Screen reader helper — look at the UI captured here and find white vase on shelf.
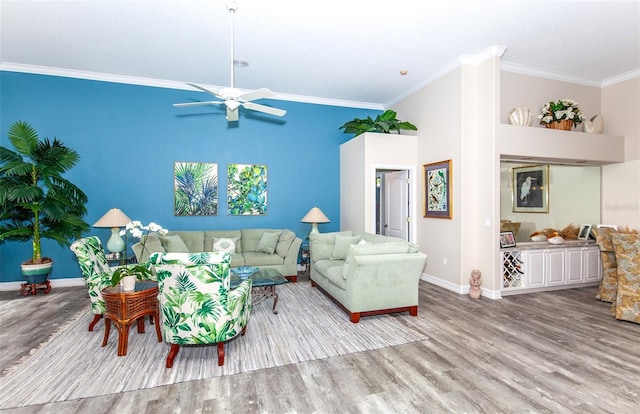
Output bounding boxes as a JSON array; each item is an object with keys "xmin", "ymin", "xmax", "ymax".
[
  {"xmin": 508, "ymin": 106, "xmax": 534, "ymax": 126},
  {"xmin": 582, "ymin": 114, "xmax": 604, "ymax": 134}
]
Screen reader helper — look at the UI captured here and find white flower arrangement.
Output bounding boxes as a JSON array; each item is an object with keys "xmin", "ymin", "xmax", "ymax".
[
  {"xmin": 538, "ymin": 99, "xmax": 584, "ymax": 127},
  {"xmin": 111, "ymin": 221, "xmax": 168, "ymax": 286}
]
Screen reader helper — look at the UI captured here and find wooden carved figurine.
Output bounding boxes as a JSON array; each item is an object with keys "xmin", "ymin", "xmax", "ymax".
[{"xmin": 469, "ymin": 269, "xmax": 482, "ymax": 299}]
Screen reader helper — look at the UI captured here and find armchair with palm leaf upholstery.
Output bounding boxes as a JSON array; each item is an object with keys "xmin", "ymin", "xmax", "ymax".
[
  {"xmin": 150, "ymin": 251, "xmax": 253, "ymax": 368},
  {"xmin": 70, "ymin": 236, "xmax": 117, "ymax": 331}
]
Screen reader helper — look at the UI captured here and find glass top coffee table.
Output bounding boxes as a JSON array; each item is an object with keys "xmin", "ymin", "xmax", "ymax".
[{"xmin": 230, "ymin": 267, "xmax": 288, "ymax": 314}]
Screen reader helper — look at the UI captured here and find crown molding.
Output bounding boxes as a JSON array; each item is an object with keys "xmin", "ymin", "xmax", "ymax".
[
  {"xmin": 500, "ymin": 61, "xmax": 603, "ymax": 87},
  {"xmin": 459, "ymin": 45, "xmax": 507, "ymax": 65},
  {"xmin": 0, "ymin": 62, "xmax": 384, "ymax": 110},
  {"xmin": 601, "ymin": 68, "xmax": 640, "ymax": 87}
]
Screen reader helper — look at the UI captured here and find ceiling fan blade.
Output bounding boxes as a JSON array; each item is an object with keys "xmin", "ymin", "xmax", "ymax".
[
  {"xmin": 173, "ymin": 100, "xmax": 225, "ymax": 107},
  {"xmin": 186, "ymin": 83, "xmax": 223, "ymax": 98},
  {"xmin": 243, "ymin": 102, "xmax": 287, "ymax": 117},
  {"xmin": 226, "ymin": 107, "xmax": 239, "ymax": 122},
  {"xmin": 239, "ymin": 88, "xmax": 274, "ymax": 102}
]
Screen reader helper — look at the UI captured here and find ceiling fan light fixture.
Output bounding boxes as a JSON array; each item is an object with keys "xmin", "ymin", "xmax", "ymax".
[{"xmin": 172, "ymin": 0, "xmax": 286, "ymax": 122}]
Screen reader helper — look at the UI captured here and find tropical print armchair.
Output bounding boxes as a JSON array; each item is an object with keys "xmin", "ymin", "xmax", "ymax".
[
  {"xmin": 70, "ymin": 236, "xmax": 116, "ymax": 331},
  {"xmin": 150, "ymin": 251, "xmax": 252, "ymax": 368}
]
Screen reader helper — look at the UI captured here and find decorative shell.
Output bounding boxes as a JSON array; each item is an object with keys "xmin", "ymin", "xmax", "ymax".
[
  {"xmin": 508, "ymin": 106, "xmax": 534, "ymax": 127},
  {"xmin": 582, "ymin": 114, "xmax": 604, "ymax": 134},
  {"xmin": 531, "ymin": 234, "xmax": 547, "ymax": 242},
  {"xmin": 548, "ymin": 236, "xmax": 565, "ymax": 245}
]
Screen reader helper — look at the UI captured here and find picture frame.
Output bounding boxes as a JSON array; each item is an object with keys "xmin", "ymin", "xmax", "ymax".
[
  {"xmin": 227, "ymin": 163, "xmax": 268, "ymax": 215},
  {"xmin": 578, "ymin": 224, "xmax": 592, "ymax": 240},
  {"xmin": 512, "ymin": 165, "xmax": 549, "ymax": 213},
  {"xmin": 174, "ymin": 162, "xmax": 218, "ymax": 216},
  {"xmin": 500, "ymin": 231, "xmax": 516, "ymax": 248},
  {"xmin": 597, "ymin": 224, "xmax": 618, "ymax": 230},
  {"xmin": 423, "ymin": 160, "xmax": 452, "ymax": 219}
]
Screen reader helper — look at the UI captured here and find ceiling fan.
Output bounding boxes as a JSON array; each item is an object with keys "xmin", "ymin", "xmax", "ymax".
[{"xmin": 173, "ymin": 1, "xmax": 286, "ymax": 122}]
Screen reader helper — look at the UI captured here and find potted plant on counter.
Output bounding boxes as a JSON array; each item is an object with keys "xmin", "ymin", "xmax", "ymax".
[
  {"xmin": 339, "ymin": 109, "xmax": 417, "ymax": 137},
  {"xmin": 0, "ymin": 121, "xmax": 90, "ymax": 295}
]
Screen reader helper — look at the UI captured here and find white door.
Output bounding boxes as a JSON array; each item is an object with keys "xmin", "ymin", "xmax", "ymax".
[{"xmin": 384, "ymin": 170, "xmax": 409, "ymax": 240}]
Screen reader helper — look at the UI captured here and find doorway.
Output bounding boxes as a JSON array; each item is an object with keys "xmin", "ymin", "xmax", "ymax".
[{"xmin": 376, "ymin": 168, "xmax": 411, "ymax": 241}]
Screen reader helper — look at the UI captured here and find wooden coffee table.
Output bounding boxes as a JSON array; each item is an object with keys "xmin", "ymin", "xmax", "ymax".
[{"xmin": 101, "ymin": 281, "xmax": 162, "ymax": 356}]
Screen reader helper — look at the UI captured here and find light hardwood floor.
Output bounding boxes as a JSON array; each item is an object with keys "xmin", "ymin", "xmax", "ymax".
[{"xmin": 1, "ymin": 274, "xmax": 639, "ymax": 414}]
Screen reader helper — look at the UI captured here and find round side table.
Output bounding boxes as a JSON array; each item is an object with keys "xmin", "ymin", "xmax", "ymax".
[{"xmin": 101, "ymin": 281, "xmax": 162, "ymax": 356}]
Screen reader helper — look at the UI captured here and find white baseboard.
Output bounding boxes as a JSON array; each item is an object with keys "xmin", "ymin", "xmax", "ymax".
[
  {"xmin": 0, "ymin": 278, "xmax": 84, "ymax": 292},
  {"xmin": 420, "ymin": 273, "xmax": 502, "ymax": 300}
]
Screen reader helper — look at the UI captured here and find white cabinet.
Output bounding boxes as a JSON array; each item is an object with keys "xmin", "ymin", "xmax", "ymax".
[
  {"xmin": 502, "ymin": 243, "xmax": 601, "ymax": 294},
  {"xmin": 525, "ymin": 250, "xmax": 545, "ymax": 288},
  {"xmin": 565, "ymin": 248, "xmax": 584, "ymax": 284},
  {"xmin": 584, "ymin": 247, "xmax": 602, "ymax": 282},
  {"xmin": 546, "ymin": 249, "xmax": 566, "ymax": 286}
]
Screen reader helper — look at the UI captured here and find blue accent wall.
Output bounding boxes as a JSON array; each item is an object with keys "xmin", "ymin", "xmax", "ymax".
[{"xmin": 0, "ymin": 71, "xmax": 379, "ymax": 283}]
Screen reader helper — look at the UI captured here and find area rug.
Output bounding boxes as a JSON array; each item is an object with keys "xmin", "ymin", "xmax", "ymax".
[{"xmin": 0, "ymin": 281, "xmax": 425, "ymax": 408}]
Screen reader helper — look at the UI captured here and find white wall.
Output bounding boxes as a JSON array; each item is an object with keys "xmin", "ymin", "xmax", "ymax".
[
  {"xmin": 500, "ymin": 71, "xmax": 602, "ymax": 128},
  {"xmin": 340, "ymin": 133, "xmax": 418, "ymax": 235},
  {"xmin": 394, "ymin": 68, "xmax": 465, "ymax": 291},
  {"xmin": 601, "ymin": 77, "xmax": 640, "ymax": 230}
]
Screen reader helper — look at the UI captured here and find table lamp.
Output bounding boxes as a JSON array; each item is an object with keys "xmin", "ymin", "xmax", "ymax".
[
  {"xmin": 301, "ymin": 207, "xmax": 330, "ymax": 234},
  {"xmin": 93, "ymin": 208, "xmax": 132, "ymax": 255}
]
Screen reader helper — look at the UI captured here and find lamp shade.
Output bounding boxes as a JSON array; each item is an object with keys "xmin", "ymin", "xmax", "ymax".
[
  {"xmin": 93, "ymin": 208, "xmax": 132, "ymax": 228},
  {"xmin": 301, "ymin": 207, "xmax": 330, "ymax": 224}
]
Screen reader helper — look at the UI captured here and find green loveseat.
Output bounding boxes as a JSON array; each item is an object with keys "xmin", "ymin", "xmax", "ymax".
[
  {"xmin": 309, "ymin": 231, "xmax": 427, "ymax": 323},
  {"xmin": 132, "ymin": 229, "xmax": 302, "ymax": 281}
]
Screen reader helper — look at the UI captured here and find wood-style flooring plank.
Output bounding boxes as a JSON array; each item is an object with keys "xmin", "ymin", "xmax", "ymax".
[{"xmin": 2, "ymin": 278, "xmax": 640, "ymax": 414}]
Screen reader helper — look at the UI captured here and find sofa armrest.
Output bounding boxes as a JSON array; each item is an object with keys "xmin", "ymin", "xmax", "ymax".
[
  {"xmin": 283, "ymin": 237, "xmax": 303, "ymax": 264},
  {"xmin": 343, "ymin": 252, "xmax": 427, "ymax": 311}
]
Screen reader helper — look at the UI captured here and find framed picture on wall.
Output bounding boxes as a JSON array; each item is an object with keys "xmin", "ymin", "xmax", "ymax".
[
  {"xmin": 174, "ymin": 162, "xmax": 218, "ymax": 216},
  {"xmin": 423, "ymin": 160, "xmax": 452, "ymax": 219},
  {"xmin": 500, "ymin": 231, "xmax": 516, "ymax": 248},
  {"xmin": 512, "ymin": 165, "xmax": 549, "ymax": 213},
  {"xmin": 227, "ymin": 164, "xmax": 268, "ymax": 215},
  {"xmin": 578, "ymin": 224, "xmax": 592, "ymax": 239}
]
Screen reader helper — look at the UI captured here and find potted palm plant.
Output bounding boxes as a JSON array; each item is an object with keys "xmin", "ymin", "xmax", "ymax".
[{"xmin": 0, "ymin": 121, "xmax": 90, "ymax": 294}]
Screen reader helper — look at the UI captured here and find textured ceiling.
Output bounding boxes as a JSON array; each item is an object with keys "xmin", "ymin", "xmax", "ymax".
[{"xmin": 1, "ymin": 0, "xmax": 639, "ymax": 108}]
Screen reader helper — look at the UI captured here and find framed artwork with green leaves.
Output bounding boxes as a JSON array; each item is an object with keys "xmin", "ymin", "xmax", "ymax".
[
  {"xmin": 174, "ymin": 162, "xmax": 218, "ymax": 216},
  {"xmin": 227, "ymin": 164, "xmax": 268, "ymax": 215},
  {"xmin": 423, "ymin": 159, "xmax": 452, "ymax": 219}
]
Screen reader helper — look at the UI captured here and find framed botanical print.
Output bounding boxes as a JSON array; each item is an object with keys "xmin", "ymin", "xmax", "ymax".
[
  {"xmin": 174, "ymin": 162, "xmax": 218, "ymax": 216},
  {"xmin": 423, "ymin": 160, "xmax": 452, "ymax": 219},
  {"xmin": 227, "ymin": 163, "xmax": 268, "ymax": 215},
  {"xmin": 512, "ymin": 165, "xmax": 549, "ymax": 213}
]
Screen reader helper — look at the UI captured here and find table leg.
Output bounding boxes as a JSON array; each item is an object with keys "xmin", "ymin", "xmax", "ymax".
[
  {"xmin": 154, "ymin": 311, "xmax": 162, "ymax": 342},
  {"xmin": 102, "ymin": 319, "xmax": 111, "ymax": 347},
  {"xmin": 271, "ymin": 286, "xmax": 279, "ymax": 314},
  {"xmin": 117, "ymin": 322, "xmax": 129, "ymax": 356},
  {"xmin": 137, "ymin": 317, "xmax": 145, "ymax": 333}
]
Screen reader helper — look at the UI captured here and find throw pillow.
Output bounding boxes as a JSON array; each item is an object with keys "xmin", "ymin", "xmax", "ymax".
[
  {"xmin": 159, "ymin": 234, "xmax": 190, "ymax": 253},
  {"xmin": 331, "ymin": 235, "xmax": 362, "ymax": 260},
  {"xmin": 256, "ymin": 231, "xmax": 282, "ymax": 255},
  {"xmin": 213, "ymin": 237, "xmax": 239, "ymax": 254}
]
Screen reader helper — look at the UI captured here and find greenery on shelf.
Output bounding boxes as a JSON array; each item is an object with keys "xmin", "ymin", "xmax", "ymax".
[
  {"xmin": 0, "ymin": 121, "xmax": 90, "ymax": 264},
  {"xmin": 538, "ymin": 99, "xmax": 584, "ymax": 127},
  {"xmin": 339, "ymin": 110, "xmax": 418, "ymax": 137}
]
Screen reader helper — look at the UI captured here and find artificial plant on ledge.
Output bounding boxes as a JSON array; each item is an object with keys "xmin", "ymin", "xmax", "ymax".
[{"xmin": 339, "ymin": 110, "xmax": 418, "ymax": 137}]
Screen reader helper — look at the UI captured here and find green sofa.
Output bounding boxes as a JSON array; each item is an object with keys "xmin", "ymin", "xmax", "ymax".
[
  {"xmin": 309, "ymin": 231, "xmax": 427, "ymax": 323},
  {"xmin": 132, "ymin": 229, "xmax": 302, "ymax": 281}
]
